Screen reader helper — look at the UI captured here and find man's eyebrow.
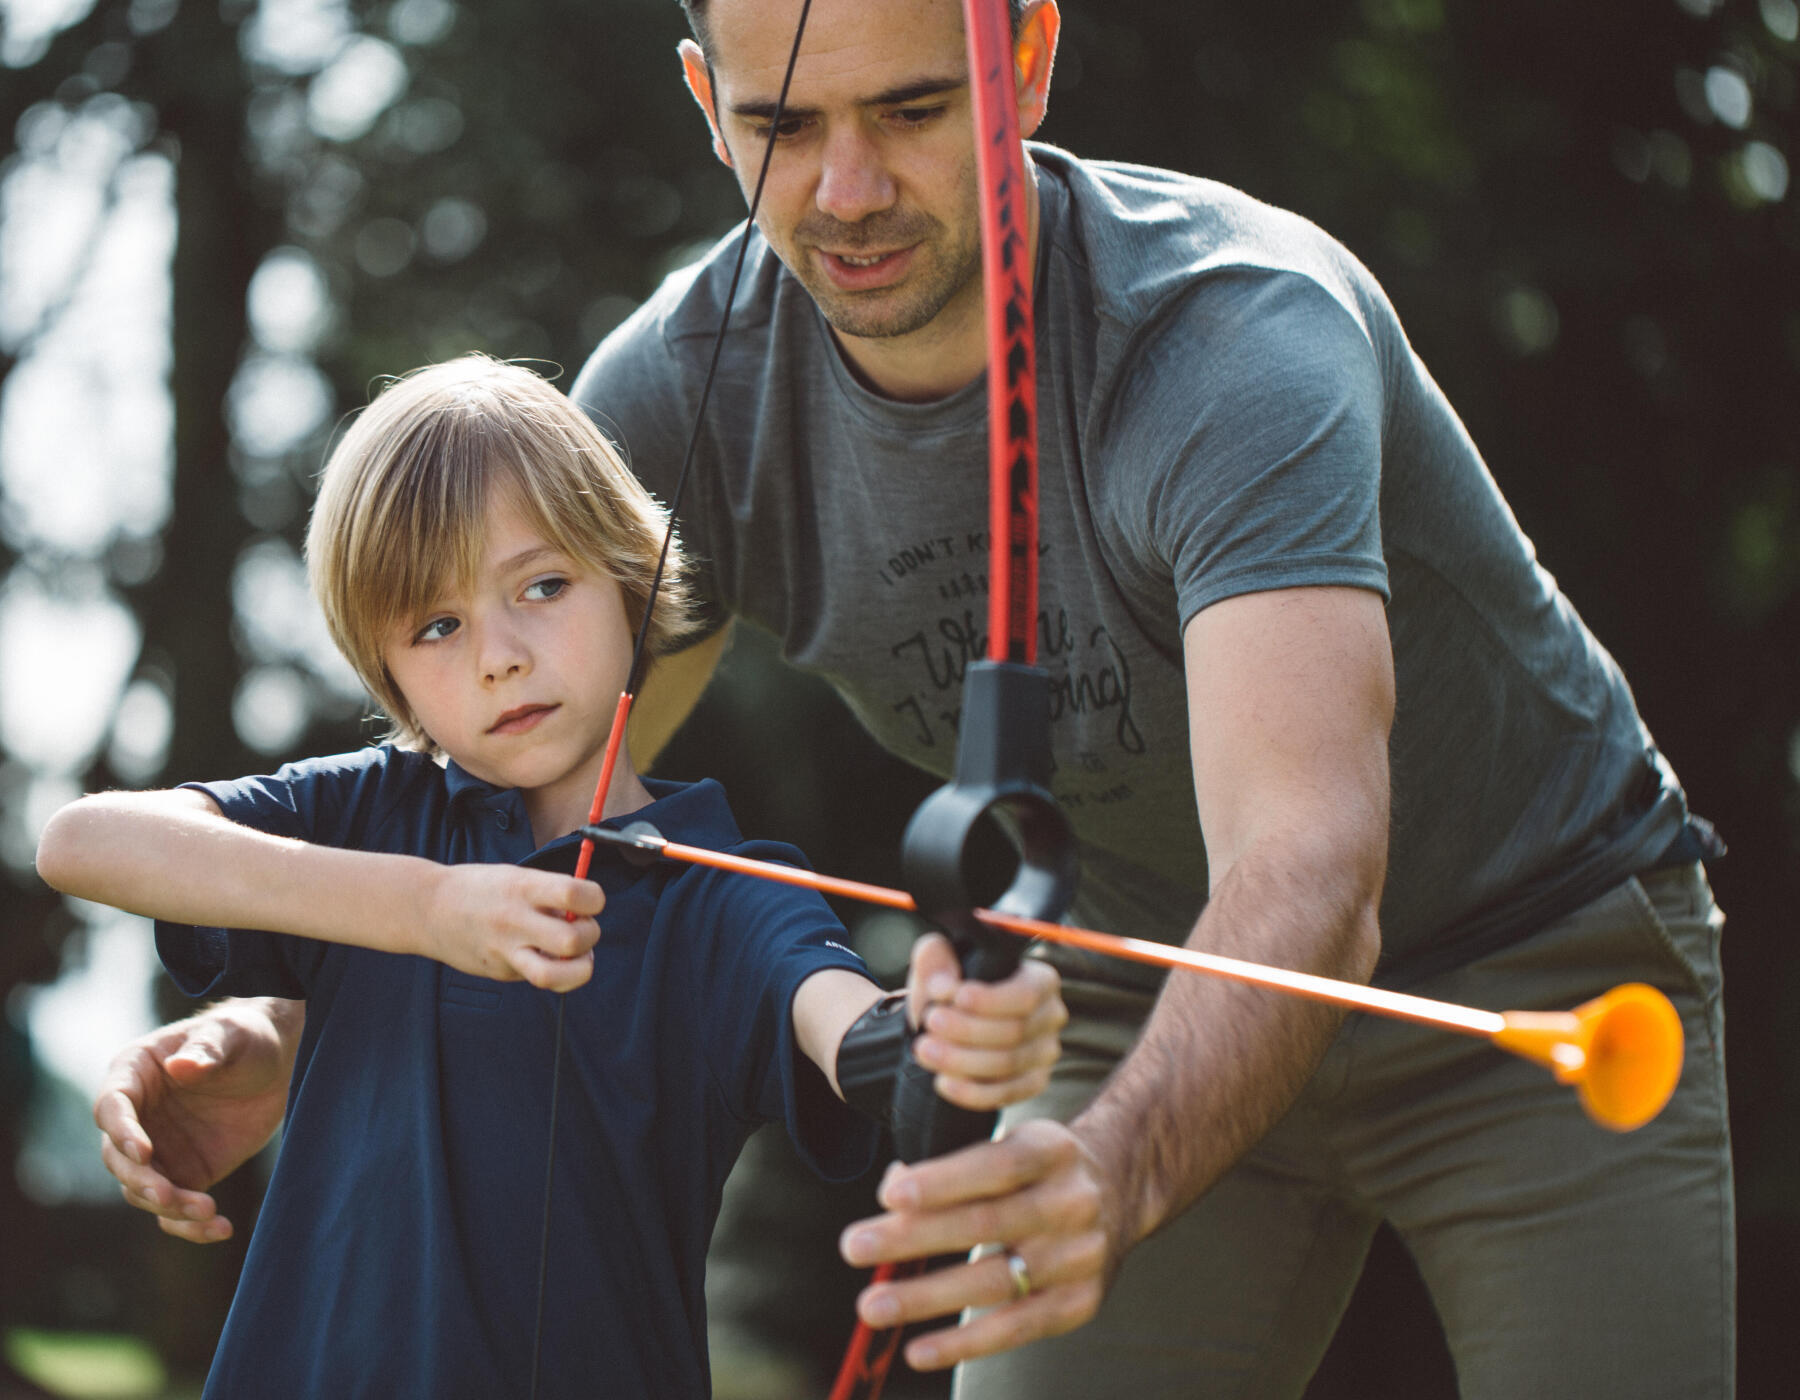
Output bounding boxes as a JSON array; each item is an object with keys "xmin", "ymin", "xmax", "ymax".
[{"xmin": 729, "ymin": 75, "xmax": 967, "ymax": 122}]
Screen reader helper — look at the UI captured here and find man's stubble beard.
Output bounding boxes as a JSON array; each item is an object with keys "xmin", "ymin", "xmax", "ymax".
[{"xmin": 778, "ymin": 207, "xmax": 982, "ymax": 341}]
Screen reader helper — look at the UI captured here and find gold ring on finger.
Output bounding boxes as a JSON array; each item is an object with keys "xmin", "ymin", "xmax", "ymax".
[{"xmin": 1005, "ymin": 1249, "xmax": 1032, "ymax": 1300}]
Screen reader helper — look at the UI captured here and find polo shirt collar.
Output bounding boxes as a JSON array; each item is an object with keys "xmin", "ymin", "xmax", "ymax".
[
  {"xmin": 443, "ymin": 759, "xmax": 742, "ymax": 861},
  {"xmin": 443, "ymin": 757, "xmax": 498, "ymax": 808}
]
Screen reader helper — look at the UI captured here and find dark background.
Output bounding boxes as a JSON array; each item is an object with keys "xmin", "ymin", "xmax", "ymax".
[{"xmin": 1, "ymin": 0, "xmax": 1794, "ymax": 1395}]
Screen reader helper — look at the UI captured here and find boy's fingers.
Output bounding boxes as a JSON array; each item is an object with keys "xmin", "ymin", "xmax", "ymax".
[
  {"xmin": 528, "ymin": 913, "xmax": 600, "ymax": 960},
  {"xmin": 526, "ymin": 872, "xmax": 603, "ymax": 917},
  {"xmin": 912, "ymin": 1029, "xmax": 1059, "ymax": 1081},
  {"xmin": 930, "ymin": 1066, "xmax": 1054, "ymax": 1112},
  {"xmin": 921, "ymin": 1000, "xmax": 1058, "ymax": 1050},
  {"xmin": 510, "ymin": 945, "xmax": 595, "ymax": 992},
  {"xmin": 906, "ymin": 933, "xmax": 961, "ymax": 1028},
  {"xmin": 563, "ymin": 878, "xmax": 603, "ymax": 917},
  {"xmin": 946, "ymin": 959, "xmax": 1064, "ymax": 1019}
]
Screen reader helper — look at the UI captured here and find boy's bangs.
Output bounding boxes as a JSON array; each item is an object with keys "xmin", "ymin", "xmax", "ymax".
[{"xmin": 359, "ymin": 419, "xmax": 496, "ymax": 634}]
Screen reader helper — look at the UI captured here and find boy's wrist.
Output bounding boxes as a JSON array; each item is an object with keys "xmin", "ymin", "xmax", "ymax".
[
  {"xmin": 390, "ymin": 855, "xmax": 442, "ymax": 960},
  {"xmin": 836, "ymin": 991, "xmax": 911, "ymax": 1122}
]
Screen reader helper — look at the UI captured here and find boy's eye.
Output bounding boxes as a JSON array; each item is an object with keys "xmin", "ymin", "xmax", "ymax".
[
  {"xmin": 524, "ymin": 576, "xmax": 568, "ymax": 602},
  {"xmin": 414, "ymin": 616, "xmax": 458, "ymax": 644}
]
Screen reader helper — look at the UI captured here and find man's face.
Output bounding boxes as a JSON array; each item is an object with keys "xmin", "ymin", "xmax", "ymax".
[{"xmin": 688, "ymin": 0, "xmax": 984, "ymax": 344}]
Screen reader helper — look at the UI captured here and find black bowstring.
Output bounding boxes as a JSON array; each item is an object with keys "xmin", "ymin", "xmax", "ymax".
[{"xmin": 526, "ymin": 4, "xmax": 817, "ymax": 1395}]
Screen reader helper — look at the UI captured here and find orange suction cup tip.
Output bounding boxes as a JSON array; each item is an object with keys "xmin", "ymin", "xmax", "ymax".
[
  {"xmin": 1570, "ymin": 983, "xmax": 1684, "ymax": 1131},
  {"xmin": 1493, "ymin": 983, "xmax": 1684, "ymax": 1132}
]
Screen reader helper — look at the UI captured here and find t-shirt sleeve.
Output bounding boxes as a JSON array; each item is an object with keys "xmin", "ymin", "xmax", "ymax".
[
  {"xmin": 1102, "ymin": 268, "xmax": 1391, "ymax": 630},
  {"xmin": 678, "ymin": 844, "xmax": 879, "ymax": 1182},
  {"xmin": 153, "ymin": 748, "xmax": 412, "ymax": 1001}
]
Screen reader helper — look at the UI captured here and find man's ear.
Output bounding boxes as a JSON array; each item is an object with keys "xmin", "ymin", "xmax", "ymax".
[
  {"xmin": 1014, "ymin": 0, "xmax": 1061, "ymax": 139},
  {"xmin": 678, "ymin": 39, "xmax": 734, "ymax": 169}
]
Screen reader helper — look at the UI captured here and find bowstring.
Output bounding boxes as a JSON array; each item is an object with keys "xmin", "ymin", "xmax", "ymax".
[{"xmin": 525, "ymin": 4, "xmax": 817, "ymax": 1395}]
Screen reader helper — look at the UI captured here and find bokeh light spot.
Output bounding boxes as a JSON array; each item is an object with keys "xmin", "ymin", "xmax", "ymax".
[{"xmin": 234, "ymin": 664, "xmax": 311, "ymax": 756}]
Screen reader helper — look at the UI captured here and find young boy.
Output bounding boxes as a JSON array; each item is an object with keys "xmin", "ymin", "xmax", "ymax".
[{"xmin": 35, "ymin": 357, "xmax": 1064, "ymax": 1399}]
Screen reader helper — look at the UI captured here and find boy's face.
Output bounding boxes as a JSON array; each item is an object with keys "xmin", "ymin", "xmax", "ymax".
[{"xmin": 382, "ymin": 485, "xmax": 635, "ymax": 829}]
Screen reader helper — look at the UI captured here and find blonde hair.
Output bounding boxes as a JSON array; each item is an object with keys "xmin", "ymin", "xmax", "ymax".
[{"xmin": 306, "ymin": 355, "xmax": 695, "ymax": 750}]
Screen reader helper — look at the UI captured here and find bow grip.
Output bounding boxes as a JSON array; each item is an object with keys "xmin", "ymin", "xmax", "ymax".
[{"xmin": 890, "ymin": 661, "xmax": 1077, "ymax": 1163}]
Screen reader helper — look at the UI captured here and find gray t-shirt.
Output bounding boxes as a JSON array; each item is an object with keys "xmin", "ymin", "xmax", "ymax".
[{"xmin": 574, "ymin": 145, "xmax": 1684, "ymax": 984}]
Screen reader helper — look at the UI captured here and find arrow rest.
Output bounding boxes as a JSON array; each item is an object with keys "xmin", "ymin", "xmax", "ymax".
[{"xmin": 891, "ymin": 661, "xmax": 1077, "ymax": 1162}]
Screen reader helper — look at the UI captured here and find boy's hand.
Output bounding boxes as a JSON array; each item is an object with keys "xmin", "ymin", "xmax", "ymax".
[
  {"xmin": 904, "ymin": 933, "xmax": 1065, "ymax": 1111},
  {"xmin": 95, "ymin": 999, "xmax": 299, "ymax": 1243},
  {"xmin": 421, "ymin": 865, "xmax": 603, "ymax": 990}
]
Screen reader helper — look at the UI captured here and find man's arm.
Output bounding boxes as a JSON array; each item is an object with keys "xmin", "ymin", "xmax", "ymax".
[
  {"xmin": 839, "ymin": 584, "xmax": 1393, "ymax": 1369},
  {"xmin": 1078, "ymin": 585, "xmax": 1390, "ymax": 1254},
  {"xmin": 94, "ymin": 997, "xmax": 302, "ymax": 1243}
]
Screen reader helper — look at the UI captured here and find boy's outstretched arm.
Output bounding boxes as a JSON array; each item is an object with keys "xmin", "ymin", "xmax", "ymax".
[
  {"xmin": 35, "ymin": 788, "xmax": 603, "ymax": 988},
  {"xmin": 792, "ymin": 934, "xmax": 1066, "ymax": 1109}
]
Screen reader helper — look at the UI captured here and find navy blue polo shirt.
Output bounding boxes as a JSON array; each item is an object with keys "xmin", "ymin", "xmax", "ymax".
[{"xmin": 156, "ymin": 745, "xmax": 877, "ymax": 1400}]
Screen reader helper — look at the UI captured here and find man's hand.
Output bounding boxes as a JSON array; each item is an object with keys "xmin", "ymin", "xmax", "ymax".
[
  {"xmin": 903, "ymin": 934, "xmax": 1067, "ymax": 1112},
  {"xmin": 94, "ymin": 998, "xmax": 300, "ymax": 1243},
  {"xmin": 838, "ymin": 1118, "xmax": 1112, "ymax": 1370}
]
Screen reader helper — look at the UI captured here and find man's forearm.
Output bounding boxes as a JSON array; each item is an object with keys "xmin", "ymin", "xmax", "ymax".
[{"xmin": 1071, "ymin": 832, "xmax": 1381, "ymax": 1256}]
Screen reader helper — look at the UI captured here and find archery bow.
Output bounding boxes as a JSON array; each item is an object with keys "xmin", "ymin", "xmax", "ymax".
[{"xmin": 825, "ymin": 3, "xmax": 1077, "ymax": 1394}]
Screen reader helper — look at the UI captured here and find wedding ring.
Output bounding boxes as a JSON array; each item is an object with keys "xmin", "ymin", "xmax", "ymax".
[{"xmin": 1005, "ymin": 1250, "xmax": 1032, "ymax": 1300}]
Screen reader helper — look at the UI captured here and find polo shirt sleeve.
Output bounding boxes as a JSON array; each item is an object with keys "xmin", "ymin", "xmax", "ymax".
[
  {"xmin": 678, "ymin": 842, "xmax": 880, "ymax": 1182},
  {"xmin": 153, "ymin": 747, "xmax": 415, "ymax": 1001},
  {"xmin": 1099, "ymin": 268, "xmax": 1391, "ymax": 630}
]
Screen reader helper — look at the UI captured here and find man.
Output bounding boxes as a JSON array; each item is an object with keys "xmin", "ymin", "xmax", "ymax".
[{"xmin": 98, "ymin": 1, "xmax": 1731, "ymax": 1395}]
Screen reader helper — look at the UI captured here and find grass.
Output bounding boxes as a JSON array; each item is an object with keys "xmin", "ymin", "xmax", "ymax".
[{"xmin": 2, "ymin": 1329, "xmax": 193, "ymax": 1400}]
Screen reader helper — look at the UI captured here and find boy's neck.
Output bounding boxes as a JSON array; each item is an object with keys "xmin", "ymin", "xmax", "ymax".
[{"xmin": 523, "ymin": 754, "xmax": 655, "ymax": 851}]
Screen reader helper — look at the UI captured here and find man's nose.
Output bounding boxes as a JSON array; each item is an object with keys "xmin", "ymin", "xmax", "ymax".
[{"xmin": 815, "ymin": 126, "xmax": 896, "ymax": 225}]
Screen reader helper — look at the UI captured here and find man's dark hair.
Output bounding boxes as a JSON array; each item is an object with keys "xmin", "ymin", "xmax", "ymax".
[{"xmin": 679, "ymin": 0, "xmax": 1029, "ymax": 60}]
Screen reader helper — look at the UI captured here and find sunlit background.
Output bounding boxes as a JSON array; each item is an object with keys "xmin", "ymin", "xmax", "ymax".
[{"xmin": 1, "ymin": 0, "xmax": 1796, "ymax": 1396}]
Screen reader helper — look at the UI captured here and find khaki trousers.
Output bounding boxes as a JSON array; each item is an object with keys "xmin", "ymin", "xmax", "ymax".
[{"xmin": 956, "ymin": 865, "xmax": 1734, "ymax": 1400}]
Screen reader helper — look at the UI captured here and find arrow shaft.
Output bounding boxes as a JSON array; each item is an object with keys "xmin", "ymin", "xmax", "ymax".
[{"xmin": 647, "ymin": 836, "xmax": 1505, "ymax": 1039}]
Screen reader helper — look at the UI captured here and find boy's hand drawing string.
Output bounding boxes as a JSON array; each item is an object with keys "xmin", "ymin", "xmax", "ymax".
[{"xmin": 525, "ymin": 8, "xmax": 817, "ymax": 1396}]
